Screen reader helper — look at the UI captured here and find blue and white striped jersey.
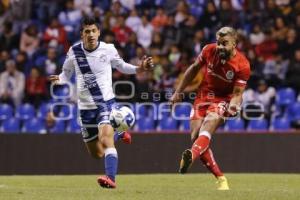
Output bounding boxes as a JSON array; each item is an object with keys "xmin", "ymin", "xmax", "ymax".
[{"xmin": 58, "ymin": 41, "xmax": 138, "ymax": 110}]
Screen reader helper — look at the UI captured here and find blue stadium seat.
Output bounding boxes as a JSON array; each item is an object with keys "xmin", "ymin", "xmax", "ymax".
[
  {"xmin": 157, "ymin": 117, "xmax": 177, "ymax": 131},
  {"xmin": 157, "ymin": 103, "xmax": 172, "ymax": 119},
  {"xmin": 53, "ymin": 85, "xmax": 71, "ymax": 99},
  {"xmin": 49, "ymin": 120, "xmax": 66, "ymax": 133},
  {"xmin": 0, "ymin": 104, "xmax": 14, "ymax": 120},
  {"xmin": 224, "ymin": 118, "xmax": 245, "ymax": 131},
  {"xmin": 23, "ymin": 118, "xmax": 46, "ymax": 133},
  {"xmin": 67, "ymin": 118, "xmax": 81, "ymax": 133},
  {"xmin": 135, "ymin": 103, "xmax": 148, "ymax": 118},
  {"xmin": 37, "ymin": 103, "xmax": 51, "ymax": 119},
  {"xmin": 2, "ymin": 118, "xmax": 20, "ymax": 133},
  {"xmin": 180, "ymin": 120, "xmax": 190, "ymax": 131},
  {"xmin": 247, "ymin": 119, "xmax": 268, "ymax": 131},
  {"xmin": 137, "ymin": 117, "xmax": 155, "ymax": 132},
  {"xmin": 174, "ymin": 103, "xmax": 192, "ymax": 119},
  {"xmin": 287, "ymin": 102, "xmax": 300, "ymax": 121},
  {"xmin": 58, "ymin": 105, "xmax": 73, "ymax": 120},
  {"xmin": 16, "ymin": 103, "xmax": 35, "ymax": 120},
  {"xmin": 270, "ymin": 117, "xmax": 290, "ymax": 131},
  {"xmin": 275, "ymin": 88, "xmax": 296, "ymax": 106}
]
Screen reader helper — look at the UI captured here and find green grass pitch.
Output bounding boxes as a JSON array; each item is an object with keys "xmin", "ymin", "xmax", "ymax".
[{"xmin": 0, "ymin": 174, "xmax": 300, "ymax": 200}]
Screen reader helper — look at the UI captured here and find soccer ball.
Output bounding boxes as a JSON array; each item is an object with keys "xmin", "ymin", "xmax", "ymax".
[{"xmin": 109, "ymin": 106, "xmax": 135, "ymax": 132}]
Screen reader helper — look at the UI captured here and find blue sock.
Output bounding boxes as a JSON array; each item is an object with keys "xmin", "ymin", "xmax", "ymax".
[
  {"xmin": 113, "ymin": 131, "xmax": 124, "ymax": 142},
  {"xmin": 104, "ymin": 148, "xmax": 118, "ymax": 182}
]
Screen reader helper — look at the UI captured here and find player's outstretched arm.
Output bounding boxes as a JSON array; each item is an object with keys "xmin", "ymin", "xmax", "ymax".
[{"xmin": 170, "ymin": 59, "xmax": 201, "ymax": 105}]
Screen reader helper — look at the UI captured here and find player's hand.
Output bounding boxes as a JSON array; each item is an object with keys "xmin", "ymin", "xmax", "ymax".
[
  {"xmin": 141, "ymin": 55, "xmax": 154, "ymax": 71},
  {"xmin": 48, "ymin": 75, "xmax": 60, "ymax": 85},
  {"xmin": 226, "ymin": 104, "xmax": 241, "ymax": 117}
]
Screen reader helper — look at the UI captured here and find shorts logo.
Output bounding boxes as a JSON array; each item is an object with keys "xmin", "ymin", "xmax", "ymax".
[{"xmin": 226, "ymin": 70, "xmax": 234, "ymax": 80}]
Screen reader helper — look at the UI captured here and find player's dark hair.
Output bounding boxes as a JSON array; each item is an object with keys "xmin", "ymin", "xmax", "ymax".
[{"xmin": 80, "ymin": 16, "xmax": 100, "ymax": 32}]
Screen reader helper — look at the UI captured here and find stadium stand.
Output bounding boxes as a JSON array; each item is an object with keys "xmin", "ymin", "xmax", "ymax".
[{"xmin": 0, "ymin": 0, "xmax": 299, "ymax": 133}]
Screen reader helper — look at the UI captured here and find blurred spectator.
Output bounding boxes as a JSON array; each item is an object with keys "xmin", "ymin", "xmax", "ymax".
[
  {"xmin": 119, "ymin": 0, "xmax": 135, "ymax": 11},
  {"xmin": 74, "ymin": 0, "xmax": 92, "ymax": 15},
  {"xmin": 0, "ymin": 21, "xmax": 19, "ymax": 52},
  {"xmin": 8, "ymin": 0, "xmax": 31, "ymax": 22},
  {"xmin": 254, "ymin": 79, "xmax": 276, "ymax": 117},
  {"xmin": 136, "ymin": 15, "xmax": 154, "ymax": 49},
  {"xmin": 199, "ymin": 1, "xmax": 219, "ymax": 40},
  {"xmin": 249, "ymin": 24, "xmax": 265, "ymax": 46},
  {"xmin": 263, "ymin": 54, "xmax": 289, "ymax": 87},
  {"xmin": 151, "ymin": 7, "xmax": 168, "ymax": 31},
  {"xmin": 103, "ymin": 0, "xmax": 126, "ymax": 29},
  {"xmin": 286, "ymin": 50, "xmax": 300, "ymax": 91},
  {"xmin": 35, "ymin": 0, "xmax": 61, "ymax": 24},
  {"xmin": 154, "ymin": 57, "xmax": 176, "ymax": 102},
  {"xmin": 112, "ymin": 15, "xmax": 133, "ymax": 47},
  {"xmin": 174, "ymin": 0, "xmax": 189, "ymax": 26},
  {"xmin": 0, "ymin": 50, "xmax": 10, "ymax": 73},
  {"xmin": 0, "ymin": 60, "xmax": 25, "ymax": 106},
  {"xmin": 43, "ymin": 18, "xmax": 69, "ymax": 53},
  {"xmin": 149, "ymin": 32, "xmax": 166, "ymax": 56},
  {"xmin": 43, "ymin": 47, "xmax": 60, "ymax": 76},
  {"xmin": 125, "ymin": 9, "xmax": 142, "ymax": 33},
  {"xmin": 192, "ymin": 29, "xmax": 207, "ymax": 57},
  {"xmin": 255, "ymin": 30, "xmax": 278, "ymax": 61},
  {"xmin": 15, "ymin": 51, "xmax": 30, "ymax": 75},
  {"xmin": 219, "ymin": 0, "xmax": 235, "ymax": 27},
  {"xmin": 178, "ymin": 14, "xmax": 198, "ymax": 52},
  {"xmin": 58, "ymin": 0, "xmax": 82, "ymax": 41},
  {"xmin": 168, "ymin": 45, "xmax": 181, "ymax": 65},
  {"xmin": 272, "ymin": 17, "xmax": 288, "ymax": 41},
  {"xmin": 124, "ymin": 33, "xmax": 141, "ymax": 61},
  {"xmin": 19, "ymin": 24, "xmax": 40, "ymax": 58},
  {"xmin": 24, "ymin": 67, "xmax": 47, "ymax": 108},
  {"xmin": 278, "ymin": 28, "xmax": 299, "ymax": 60},
  {"xmin": 162, "ymin": 15, "xmax": 180, "ymax": 47}
]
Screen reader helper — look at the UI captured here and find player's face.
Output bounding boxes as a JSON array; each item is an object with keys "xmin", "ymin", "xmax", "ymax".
[
  {"xmin": 216, "ymin": 35, "xmax": 236, "ymax": 60},
  {"xmin": 81, "ymin": 24, "xmax": 100, "ymax": 50}
]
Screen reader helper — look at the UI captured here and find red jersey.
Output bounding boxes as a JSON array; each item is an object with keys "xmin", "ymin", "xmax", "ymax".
[{"xmin": 196, "ymin": 43, "xmax": 250, "ymax": 100}]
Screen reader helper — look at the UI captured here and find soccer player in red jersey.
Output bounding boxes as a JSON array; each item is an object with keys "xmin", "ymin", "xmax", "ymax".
[{"xmin": 170, "ymin": 27, "xmax": 251, "ymax": 190}]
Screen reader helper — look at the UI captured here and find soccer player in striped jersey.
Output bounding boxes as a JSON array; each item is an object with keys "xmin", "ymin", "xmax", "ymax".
[{"xmin": 49, "ymin": 17, "xmax": 153, "ymax": 189}]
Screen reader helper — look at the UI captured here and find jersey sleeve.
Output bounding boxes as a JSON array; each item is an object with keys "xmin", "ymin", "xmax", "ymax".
[
  {"xmin": 234, "ymin": 58, "xmax": 251, "ymax": 88},
  {"xmin": 109, "ymin": 44, "xmax": 137, "ymax": 74},
  {"xmin": 58, "ymin": 47, "xmax": 75, "ymax": 84}
]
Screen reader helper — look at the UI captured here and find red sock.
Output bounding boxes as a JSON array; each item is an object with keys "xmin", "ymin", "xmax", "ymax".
[
  {"xmin": 191, "ymin": 131, "xmax": 211, "ymax": 161},
  {"xmin": 200, "ymin": 148, "xmax": 223, "ymax": 178}
]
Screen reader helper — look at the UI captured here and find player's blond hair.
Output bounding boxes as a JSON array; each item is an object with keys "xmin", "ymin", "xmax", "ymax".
[{"xmin": 216, "ymin": 27, "xmax": 238, "ymax": 43}]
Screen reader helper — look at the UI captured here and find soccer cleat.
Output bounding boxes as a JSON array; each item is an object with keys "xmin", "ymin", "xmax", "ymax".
[
  {"xmin": 121, "ymin": 131, "xmax": 132, "ymax": 144},
  {"xmin": 97, "ymin": 176, "xmax": 116, "ymax": 189},
  {"xmin": 179, "ymin": 149, "xmax": 193, "ymax": 174},
  {"xmin": 216, "ymin": 176, "xmax": 230, "ymax": 190}
]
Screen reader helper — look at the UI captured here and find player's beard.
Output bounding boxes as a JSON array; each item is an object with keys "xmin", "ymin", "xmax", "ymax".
[{"xmin": 218, "ymin": 49, "xmax": 231, "ymax": 60}]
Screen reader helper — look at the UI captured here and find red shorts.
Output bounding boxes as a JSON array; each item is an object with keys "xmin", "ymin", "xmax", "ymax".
[{"xmin": 190, "ymin": 97, "xmax": 230, "ymax": 120}]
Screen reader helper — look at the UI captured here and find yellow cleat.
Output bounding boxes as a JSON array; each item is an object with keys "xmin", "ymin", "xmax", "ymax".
[{"xmin": 216, "ymin": 176, "xmax": 230, "ymax": 190}]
